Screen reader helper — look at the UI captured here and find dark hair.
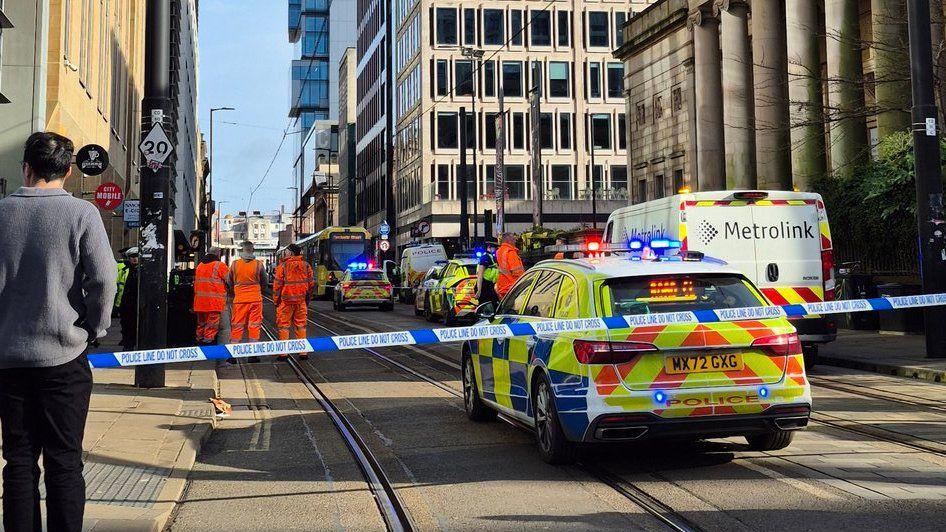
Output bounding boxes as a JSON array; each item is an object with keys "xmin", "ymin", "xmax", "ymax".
[
  {"xmin": 288, "ymin": 243, "xmax": 302, "ymax": 255},
  {"xmin": 23, "ymin": 132, "xmax": 74, "ymax": 182}
]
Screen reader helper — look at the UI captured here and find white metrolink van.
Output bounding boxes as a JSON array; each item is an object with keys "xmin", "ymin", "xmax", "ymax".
[{"xmin": 604, "ymin": 190, "xmax": 837, "ymax": 360}]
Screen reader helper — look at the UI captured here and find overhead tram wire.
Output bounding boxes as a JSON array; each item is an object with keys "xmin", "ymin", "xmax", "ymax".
[
  {"xmin": 244, "ymin": 20, "xmax": 331, "ymax": 212},
  {"xmin": 393, "ymin": 0, "xmax": 557, "ymax": 139}
]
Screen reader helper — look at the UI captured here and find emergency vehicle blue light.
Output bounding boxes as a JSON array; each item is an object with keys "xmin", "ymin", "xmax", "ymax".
[
  {"xmin": 653, "ymin": 391, "xmax": 667, "ymax": 404},
  {"xmin": 476, "ymin": 251, "xmax": 484, "ymax": 258},
  {"xmin": 628, "ymin": 239, "xmax": 644, "ymax": 250},
  {"xmin": 759, "ymin": 386, "xmax": 769, "ymax": 399},
  {"xmin": 651, "ymin": 239, "xmax": 682, "ymax": 250}
]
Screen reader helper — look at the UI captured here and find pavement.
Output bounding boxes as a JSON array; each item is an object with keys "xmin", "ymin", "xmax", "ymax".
[
  {"xmin": 0, "ymin": 323, "xmax": 219, "ymax": 532},
  {"xmin": 819, "ymin": 329, "xmax": 946, "ymax": 383}
]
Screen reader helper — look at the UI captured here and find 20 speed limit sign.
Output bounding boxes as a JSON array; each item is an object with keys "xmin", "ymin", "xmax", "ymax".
[{"xmin": 139, "ymin": 123, "xmax": 174, "ymax": 170}]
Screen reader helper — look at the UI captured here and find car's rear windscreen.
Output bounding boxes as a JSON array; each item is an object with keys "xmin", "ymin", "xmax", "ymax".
[
  {"xmin": 602, "ymin": 274, "xmax": 764, "ymax": 316},
  {"xmin": 351, "ymin": 271, "xmax": 385, "ymax": 281}
]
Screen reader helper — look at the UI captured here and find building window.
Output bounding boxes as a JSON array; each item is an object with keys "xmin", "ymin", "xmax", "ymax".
[
  {"xmin": 618, "ymin": 113, "xmax": 627, "ymax": 150},
  {"xmin": 540, "ymin": 113, "xmax": 554, "ymax": 149},
  {"xmin": 612, "ymin": 166, "xmax": 629, "ymax": 195},
  {"xmin": 483, "ymin": 60, "xmax": 496, "ymax": 97},
  {"xmin": 654, "ymin": 173, "xmax": 665, "ymax": 199},
  {"xmin": 588, "ymin": 62, "xmax": 601, "ymax": 99},
  {"xmin": 502, "ymin": 61, "xmax": 523, "ymax": 97},
  {"xmin": 549, "ymin": 62, "xmax": 570, "ymax": 98},
  {"xmin": 607, "ymin": 62, "xmax": 624, "ymax": 99},
  {"xmin": 437, "ymin": 112, "xmax": 458, "ymax": 149},
  {"xmin": 436, "ymin": 59, "xmax": 448, "ymax": 96},
  {"xmin": 531, "ymin": 61, "xmax": 543, "ymax": 94},
  {"xmin": 531, "ymin": 10, "xmax": 551, "ymax": 46},
  {"xmin": 485, "ymin": 112, "xmax": 499, "ymax": 147},
  {"xmin": 559, "ymin": 113, "xmax": 572, "ymax": 150},
  {"xmin": 614, "ymin": 12, "xmax": 627, "ymax": 47},
  {"xmin": 673, "ymin": 169, "xmax": 684, "ymax": 192},
  {"xmin": 589, "ymin": 164, "xmax": 604, "ymax": 194},
  {"xmin": 455, "ymin": 165, "xmax": 476, "ymax": 198},
  {"xmin": 506, "ymin": 165, "xmax": 526, "ymax": 199},
  {"xmin": 512, "ymin": 112, "xmax": 526, "ymax": 149},
  {"xmin": 636, "ymin": 102, "xmax": 646, "ymax": 126},
  {"xmin": 510, "ymin": 10, "xmax": 523, "ymax": 46},
  {"xmin": 589, "ymin": 114, "xmax": 611, "ymax": 150},
  {"xmin": 464, "ymin": 8, "xmax": 476, "ymax": 45},
  {"xmin": 483, "ymin": 9, "xmax": 504, "ymax": 45},
  {"xmin": 557, "ymin": 11, "xmax": 570, "ymax": 47},
  {"xmin": 437, "ymin": 164, "xmax": 451, "ymax": 198},
  {"xmin": 485, "ymin": 165, "xmax": 497, "ymax": 197},
  {"xmin": 588, "ymin": 11, "xmax": 609, "ymax": 47},
  {"xmin": 436, "ymin": 8, "xmax": 458, "ymax": 45},
  {"xmin": 463, "ymin": 110, "xmax": 476, "ymax": 149},
  {"xmin": 455, "ymin": 60, "xmax": 473, "ymax": 96},
  {"xmin": 638, "ymin": 179, "xmax": 648, "ymax": 202},
  {"xmin": 672, "ymin": 86, "xmax": 683, "ymax": 112},
  {"xmin": 550, "ymin": 165, "xmax": 573, "ymax": 199}
]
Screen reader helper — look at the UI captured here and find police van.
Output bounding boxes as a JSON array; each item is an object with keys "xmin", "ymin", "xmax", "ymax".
[
  {"xmin": 398, "ymin": 244, "xmax": 448, "ymax": 303},
  {"xmin": 604, "ymin": 190, "xmax": 836, "ymax": 361}
]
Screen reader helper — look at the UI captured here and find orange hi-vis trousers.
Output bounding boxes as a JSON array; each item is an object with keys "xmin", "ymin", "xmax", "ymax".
[
  {"xmin": 276, "ymin": 303, "xmax": 308, "ymax": 355},
  {"xmin": 196, "ymin": 312, "xmax": 222, "ymax": 343},
  {"xmin": 230, "ymin": 302, "xmax": 263, "ymax": 342}
]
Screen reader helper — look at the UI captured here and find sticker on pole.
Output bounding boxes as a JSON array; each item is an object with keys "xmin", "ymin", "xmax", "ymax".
[
  {"xmin": 139, "ymin": 123, "xmax": 174, "ymax": 171},
  {"xmin": 123, "ymin": 199, "xmax": 140, "ymax": 228},
  {"xmin": 94, "ymin": 182, "xmax": 124, "ymax": 210}
]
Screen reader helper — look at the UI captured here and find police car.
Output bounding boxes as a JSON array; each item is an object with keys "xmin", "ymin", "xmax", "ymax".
[
  {"xmin": 333, "ymin": 264, "xmax": 394, "ymax": 311},
  {"xmin": 462, "ymin": 241, "xmax": 812, "ymax": 464}
]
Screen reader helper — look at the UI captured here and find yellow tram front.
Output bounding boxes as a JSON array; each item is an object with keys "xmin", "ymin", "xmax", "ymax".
[{"xmin": 297, "ymin": 226, "xmax": 374, "ymax": 298}]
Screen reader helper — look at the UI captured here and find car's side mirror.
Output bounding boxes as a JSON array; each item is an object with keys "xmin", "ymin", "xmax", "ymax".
[{"xmin": 475, "ymin": 301, "xmax": 496, "ymax": 321}]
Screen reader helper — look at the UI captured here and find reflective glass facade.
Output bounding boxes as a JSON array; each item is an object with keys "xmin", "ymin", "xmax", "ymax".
[{"xmin": 289, "ymin": 0, "xmax": 330, "ymax": 132}]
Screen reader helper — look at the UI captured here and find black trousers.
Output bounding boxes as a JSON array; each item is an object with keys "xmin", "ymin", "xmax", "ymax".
[{"xmin": 0, "ymin": 354, "xmax": 93, "ymax": 532}]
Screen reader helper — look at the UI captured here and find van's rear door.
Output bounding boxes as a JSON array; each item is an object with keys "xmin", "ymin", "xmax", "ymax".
[
  {"xmin": 682, "ymin": 201, "xmax": 760, "ymax": 284},
  {"xmin": 749, "ymin": 201, "xmax": 824, "ymax": 304}
]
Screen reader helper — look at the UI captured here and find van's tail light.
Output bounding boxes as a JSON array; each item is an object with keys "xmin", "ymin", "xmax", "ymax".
[
  {"xmin": 341, "ymin": 282, "xmax": 353, "ymax": 290},
  {"xmin": 573, "ymin": 340, "xmax": 657, "ymax": 364},
  {"xmin": 751, "ymin": 333, "xmax": 801, "ymax": 356},
  {"xmin": 384, "ymin": 283, "xmax": 393, "ymax": 292},
  {"xmin": 822, "ymin": 249, "xmax": 835, "ymax": 301}
]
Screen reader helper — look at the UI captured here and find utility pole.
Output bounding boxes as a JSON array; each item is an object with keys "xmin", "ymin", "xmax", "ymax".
[
  {"xmin": 136, "ymin": 0, "xmax": 171, "ymax": 388},
  {"xmin": 461, "ymin": 47, "xmax": 484, "ymax": 242},
  {"xmin": 459, "ymin": 107, "xmax": 470, "ymax": 247},
  {"xmin": 496, "ymin": 76, "xmax": 506, "ymax": 235},
  {"xmin": 907, "ymin": 0, "xmax": 946, "ymax": 358},
  {"xmin": 384, "ymin": 0, "xmax": 397, "ymax": 259},
  {"xmin": 529, "ymin": 85, "xmax": 542, "ymax": 228},
  {"xmin": 589, "ymin": 114, "xmax": 599, "ymax": 229}
]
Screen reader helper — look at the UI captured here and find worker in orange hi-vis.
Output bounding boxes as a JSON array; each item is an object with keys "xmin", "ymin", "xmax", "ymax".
[
  {"xmin": 193, "ymin": 247, "xmax": 229, "ymax": 344},
  {"xmin": 495, "ymin": 232, "xmax": 525, "ymax": 299},
  {"xmin": 227, "ymin": 241, "xmax": 268, "ymax": 362},
  {"xmin": 273, "ymin": 243, "xmax": 315, "ymax": 360}
]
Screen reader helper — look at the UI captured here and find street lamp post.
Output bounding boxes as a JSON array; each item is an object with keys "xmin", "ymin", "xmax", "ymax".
[
  {"xmin": 588, "ymin": 114, "xmax": 603, "ymax": 229},
  {"xmin": 215, "ymin": 200, "xmax": 228, "ymax": 249},
  {"xmin": 209, "ymin": 106, "xmax": 235, "ymax": 246},
  {"xmin": 461, "ymin": 47, "xmax": 484, "ymax": 243},
  {"xmin": 286, "ymin": 186, "xmax": 299, "ymax": 236}
]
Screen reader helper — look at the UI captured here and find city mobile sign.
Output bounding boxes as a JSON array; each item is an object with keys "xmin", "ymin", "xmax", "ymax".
[{"xmin": 94, "ymin": 182, "xmax": 124, "ymax": 210}]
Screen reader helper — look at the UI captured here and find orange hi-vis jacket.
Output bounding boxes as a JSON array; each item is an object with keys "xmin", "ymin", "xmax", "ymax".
[
  {"xmin": 228, "ymin": 258, "xmax": 265, "ymax": 304},
  {"xmin": 193, "ymin": 260, "xmax": 229, "ymax": 312},
  {"xmin": 496, "ymin": 242, "xmax": 525, "ymax": 297},
  {"xmin": 273, "ymin": 256, "xmax": 315, "ymax": 304}
]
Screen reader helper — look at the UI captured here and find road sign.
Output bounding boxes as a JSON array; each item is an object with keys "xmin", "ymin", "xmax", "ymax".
[
  {"xmin": 123, "ymin": 199, "xmax": 140, "ymax": 228},
  {"xmin": 139, "ymin": 123, "xmax": 174, "ymax": 169},
  {"xmin": 94, "ymin": 182, "xmax": 124, "ymax": 210},
  {"xmin": 76, "ymin": 144, "xmax": 109, "ymax": 176},
  {"xmin": 416, "ymin": 220, "xmax": 431, "ymax": 235},
  {"xmin": 379, "ymin": 220, "xmax": 390, "ymax": 236},
  {"xmin": 379, "ymin": 240, "xmax": 390, "ymax": 252}
]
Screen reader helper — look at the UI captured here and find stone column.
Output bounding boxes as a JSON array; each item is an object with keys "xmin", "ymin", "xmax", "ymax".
[
  {"xmin": 825, "ymin": 0, "xmax": 869, "ymax": 175},
  {"xmin": 715, "ymin": 0, "xmax": 755, "ymax": 189},
  {"xmin": 689, "ymin": 5, "xmax": 725, "ymax": 191},
  {"xmin": 872, "ymin": 0, "xmax": 911, "ymax": 137},
  {"xmin": 752, "ymin": 0, "xmax": 793, "ymax": 189},
  {"xmin": 786, "ymin": 0, "xmax": 827, "ymax": 190}
]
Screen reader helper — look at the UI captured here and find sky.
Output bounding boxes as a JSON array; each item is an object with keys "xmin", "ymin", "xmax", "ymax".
[{"xmin": 198, "ymin": 0, "xmax": 295, "ymax": 218}]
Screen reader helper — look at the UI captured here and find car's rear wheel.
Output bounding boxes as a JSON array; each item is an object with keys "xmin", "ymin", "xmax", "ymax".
[
  {"xmin": 425, "ymin": 296, "xmax": 437, "ymax": 322},
  {"xmin": 745, "ymin": 430, "xmax": 795, "ymax": 451},
  {"xmin": 414, "ymin": 301, "xmax": 423, "ymax": 316},
  {"xmin": 380, "ymin": 301, "xmax": 394, "ymax": 311},
  {"xmin": 337, "ymin": 297, "xmax": 347, "ymax": 312},
  {"xmin": 443, "ymin": 305, "xmax": 456, "ymax": 326},
  {"xmin": 462, "ymin": 353, "xmax": 496, "ymax": 422},
  {"xmin": 802, "ymin": 344, "xmax": 819, "ymax": 370},
  {"xmin": 533, "ymin": 376, "xmax": 577, "ymax": 465}
]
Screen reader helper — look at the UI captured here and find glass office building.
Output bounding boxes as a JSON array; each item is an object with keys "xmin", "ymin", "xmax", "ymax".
[{"xmin": 289, "ymin": 0, "xmax": 331, "ymax": 132}]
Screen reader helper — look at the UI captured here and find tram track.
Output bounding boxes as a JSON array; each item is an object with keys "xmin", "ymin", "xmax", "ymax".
[
  {"xmin": 296, "ymin": 303, "xmax": 703, "ymax": 532},
  {"xmin": 260, "ymin": 322, "xmax": 415, "ymax": 532}
]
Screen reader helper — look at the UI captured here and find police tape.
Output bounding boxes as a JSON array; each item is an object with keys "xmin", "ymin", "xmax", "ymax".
[{"xmin": 86, "ymin": 293, "xmax": 946, "ymax": 369}]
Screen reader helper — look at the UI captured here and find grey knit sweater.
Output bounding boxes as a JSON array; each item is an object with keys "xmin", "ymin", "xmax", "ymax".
[{"xmin": 0, "ymin": 187, "xmax": 117, "ymax": 368}]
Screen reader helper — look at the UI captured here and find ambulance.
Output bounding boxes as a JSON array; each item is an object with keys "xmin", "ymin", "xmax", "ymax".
[{"xmin": 605, "ymin": 190, "xmax": 836, "ymax": 362}]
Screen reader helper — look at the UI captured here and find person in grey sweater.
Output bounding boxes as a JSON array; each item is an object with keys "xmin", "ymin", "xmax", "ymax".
[{"xmin": 0, "ymin": 132, "xmax": 116, "ymax": 532}]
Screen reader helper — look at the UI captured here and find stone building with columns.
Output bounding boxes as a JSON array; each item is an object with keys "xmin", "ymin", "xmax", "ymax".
[{"xmin": 615, "ymin": 0, "xmax": 937, "ymax": 203}]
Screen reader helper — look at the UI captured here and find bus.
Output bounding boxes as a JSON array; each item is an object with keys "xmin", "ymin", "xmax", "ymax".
[{"xmin": 296, "ymin": 226, "xmax": 374, "ymax": 298}]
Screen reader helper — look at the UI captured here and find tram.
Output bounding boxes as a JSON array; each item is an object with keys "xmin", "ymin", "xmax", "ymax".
[{"xmin": 295, "ymin": 226, "xmax": 374, "ymax": 298}]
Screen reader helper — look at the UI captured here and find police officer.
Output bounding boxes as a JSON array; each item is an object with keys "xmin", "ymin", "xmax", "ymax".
[
  {"xmin": 114, "ymin": 247, "xmax": 138, "ymax": 317},
  {"xmin": 495, "ymin": 232, "xmax": 525, "ymax": 299},
  {"xmin": 476, "ymin": 240, "xmax": 500, "ymax": 305}
]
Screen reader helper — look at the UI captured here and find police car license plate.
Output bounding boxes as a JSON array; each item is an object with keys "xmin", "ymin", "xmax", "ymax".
[{"xmin": 665, "ymin": 353, "xmax": 743, "ymax": 374}]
